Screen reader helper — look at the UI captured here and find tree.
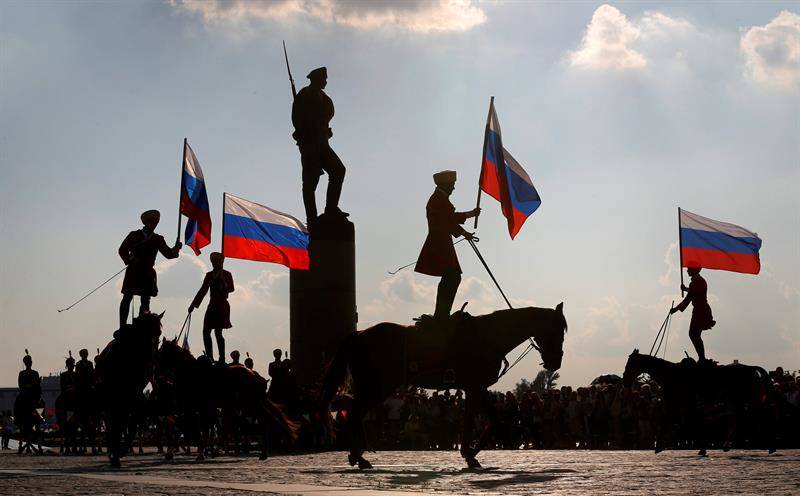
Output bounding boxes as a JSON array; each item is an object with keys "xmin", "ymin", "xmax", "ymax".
[{"xmin": 514, "ymin": 369, "xmax": 560, "ymax": 396}]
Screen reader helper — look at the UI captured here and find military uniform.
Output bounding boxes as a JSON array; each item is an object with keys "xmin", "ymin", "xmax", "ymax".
[
  {"xmin": 118, "ymin": 229, "xmax": 180, "ymax": 297},
  {"xmin": 415, "ymin": 171, "xmax": 475, "ymax": 320},
  {"xmin": 191, "ymin": 269, "xmax": 234, "ymax": 330},
  {"xmin": 60, "ymin": 368, "xmax": 77, "ymax": 393},
  {"xmin": 75, "ymin": 358, "xmax": 94, "ymax": 389},
  {"xmin": 291, "ymin": 67, "xmax": 346, "ymax": 222},
  {"xmin": 674, "ymin": 270, "xmax": 716, "ymax": 361},
  {"xmin": 18, "ymin": 368, "xmax": 41, "ymax": 401}
]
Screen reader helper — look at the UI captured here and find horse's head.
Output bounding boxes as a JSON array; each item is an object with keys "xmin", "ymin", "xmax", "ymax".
[
  {"xmin": 155, "ymin": 336, "xmax": 193, "ymax": 377},
  {"xmin": 622, "ymin": 348, "xmax": 642, "ymax": 386},
  {"xmin": 534, "ymin": 302, "xmax": 567, "ymax": 372},
  {"xmin": 132, "ymin": 311, "xmax": 164, "ymax": 345}
]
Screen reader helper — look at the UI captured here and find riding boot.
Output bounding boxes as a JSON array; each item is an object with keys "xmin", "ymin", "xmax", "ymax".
[
  {"xmin": 302, "ymin": 184, "xmax": 318, "ymax": 227},
  {"xmin": 119, "ymin": 294, "xmax": 133, "ymax": 329},
  {"xmin": 434, "ymin": 271, "xmax": 461, "ymax": 321},
  {"xmin": 215, "ymin": 329, "xmax": 225, "ymax": 364},
  {"xmin": 139, "ymin": 296, "xmax": 151, "ymax": 316},
  {"xmin": 202, "ymin": 329, "xmax": 214, "ymax": 362}
]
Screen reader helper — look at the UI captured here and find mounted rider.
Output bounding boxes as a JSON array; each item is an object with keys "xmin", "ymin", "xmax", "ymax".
[
  {"xmin": 671, "ymin": 266, "xmax": 716, "ymax": 362},
  {"xmin": 118, "ymin": 209, "xmax": 181, "ymax": 329},
  {"xmin": 75, "ymin": 348, "xmax": 94, "ymax": 389},
  {"xmin": 414, "ymin": 170, "xmax": 480, "ymax": 321},
  {"xmin": 60, "ymin": 354, "xmax": 77, "ymax": 393}
]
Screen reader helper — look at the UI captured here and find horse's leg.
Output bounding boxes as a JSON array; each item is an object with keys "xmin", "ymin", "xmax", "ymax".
[
  {"xmin": 106, "ymin": 412, "xmax": 121, "ymax": 468},
  {"xmin": 347, "ymin": 394, "xmax": 376, "ymax": 470},
  {"xmin": 460, "ymin": 391, "xmax": 481, "ymax": 468}
]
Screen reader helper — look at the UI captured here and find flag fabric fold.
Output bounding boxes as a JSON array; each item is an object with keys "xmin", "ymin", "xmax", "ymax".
[
  {"xmin": 222, "ymin": 193, "xmax": 309, "ymax": 270},
  {"xmin": 180, "ymin": 141, "xmax": 212, "ymax": 255},
  {"xmin": 679, "ymin": 208, "xmax": 762, "ymax": 275},
  {"xmin": 479, "ymin": 99, "xmax": 541, "ymax": 239}
]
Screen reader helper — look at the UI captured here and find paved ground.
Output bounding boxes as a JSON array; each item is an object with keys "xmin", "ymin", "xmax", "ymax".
[{"xmin": 1, "ymin": 448, "xmax": 798, "ymax": 495}]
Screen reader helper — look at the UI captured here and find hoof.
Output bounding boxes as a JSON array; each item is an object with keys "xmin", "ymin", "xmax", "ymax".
[
  {"xmin": 654, "ymin": 446, "xmax": 664, "ymax": 454},
  {"xmin": 348, "ymin": 453, "xmax": 358, "ymax": 467},
  {"xmin": 769, "ymin": 448, "xmax": 776, "ymax": 454},
  {"xmin": 164, "ymin": 451, "xmax": 174, "ymax": 461},
  {"xmin": 358, "ymin": 457, "xmax": 373, "ymax": 470},
  {"xmin": 196, "ymin": 453, "xmax": 205, "ymax": 461},
  {"xmin": 698, "ymin": 449, "xmax": 707, "ymax": 457},
  {"xmin": 465, "ymin": 457, "xmax": 482, "ymax": 469},
  {"xmin": 110, "ymin": 457, "xmax": 121, "ymax": 468},
  {"xmin": 259, "ymin": 452, "xmax": 268, "ymax": 461}
]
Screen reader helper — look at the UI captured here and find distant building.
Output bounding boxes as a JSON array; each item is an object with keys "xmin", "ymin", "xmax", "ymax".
[{"xmin": 0, "ymin": 374, "xmax": 60, "ymax": 415}]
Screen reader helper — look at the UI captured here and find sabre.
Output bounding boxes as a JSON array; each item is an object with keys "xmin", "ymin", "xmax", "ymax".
[{"xmin": 283, "ymin": 40, "xmax": 297, "ymax": 99}]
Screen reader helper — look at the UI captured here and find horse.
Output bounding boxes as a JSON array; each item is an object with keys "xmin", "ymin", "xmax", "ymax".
[
  {"xmin": 55, "ymin": 383, "xmax": 101, "ymax": 455},
  {"xmin": 13, "ymin": 392, "xmax": 43, "ymax": 455},
  {"xmin": 622, "ymin": 349, "xmax": 776, "ymax": 455},
  {"xmin": 320, "ymin": 304, "xmax": 568, "ymax": 469},
  {"xmin": 94, "ymin": 311, "xmax": 164, "ymax": 467},
  {"xmin": 155, "ymin": 338, "xmax": 298, "ymax": 460}
]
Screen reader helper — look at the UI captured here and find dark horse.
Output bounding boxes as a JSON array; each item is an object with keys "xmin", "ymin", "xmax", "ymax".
[
  {"xmin": 321, "ymin": 304, "xmax": 568, "ymax": 469},
  {"xmin": 155, "ymin": 338, "xmax": 298, "ymax": 460},
  {"xmin": 622, "ymin": 349, "xmax": 776, "ymax": 455},
  {"xmin": 55, "ymin": 383, "xmax": 101, "ymax": 454},
  {"xmin": 95, "ymin": 312, "xmax": 164, "ymax": 467}
]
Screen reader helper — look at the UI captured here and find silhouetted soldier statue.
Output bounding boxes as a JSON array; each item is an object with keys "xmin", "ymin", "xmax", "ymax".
[
  {"xmin": 671, "ymin": 267, "xmax": 716, "ymax": 362},
  {"xmin": 189, "ymin": 252, "xmax": 234, "ymax": 364},
  {"xmin": 414, "ymin": 171, "xmax": 480, "ymax": 321},
  {"xmin": 292, "ymin": 66, "xmax": 348, "ymax": 225},
  {"xmin": 118, "ymin": 210, "xmax": 181, "ymax": 329}
]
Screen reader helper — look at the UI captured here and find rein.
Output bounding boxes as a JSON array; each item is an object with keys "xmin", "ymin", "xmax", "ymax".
[
  {"xmin": 498, "ymin": 341, "xmax": 538, "ymax": 380},
  {"xmin": 648, "ymin": 302, "xmax": 674, "ymax": 358}
]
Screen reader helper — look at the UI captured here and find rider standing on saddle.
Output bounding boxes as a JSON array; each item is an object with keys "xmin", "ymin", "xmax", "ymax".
[
  {"xmin": 189, "ymin": 252, "xmax": 234, "ymax": 364},
  {"xmin": 292, "ymin": 66, "xmax": 348, "ymax": 225},
  {"xmin": 414, "ymin": 171, "xmax": 480, "ymax": 321},
  {"xmin": 671, "ymin": 267, "xmax": 716, "ymax": 362},
  {"xmin": 118, "ymin": 210, "xmax": 181, "ymax": 329}
]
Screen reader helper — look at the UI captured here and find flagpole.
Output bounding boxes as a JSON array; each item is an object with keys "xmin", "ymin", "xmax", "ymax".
[
  {"xmin": 177, "ymin": 138, "xmax": 187, "ymax": 245},
  {"xmin": 678, "ymin": 207, "xmax": 685, "ymax": 297},
  {"xmin": 474, "ymin": 96, "xmax": 494, "ymax": 229},
  {"xmin": 221, "ymin": 192, "xmax": 226, "ymax": 255}
]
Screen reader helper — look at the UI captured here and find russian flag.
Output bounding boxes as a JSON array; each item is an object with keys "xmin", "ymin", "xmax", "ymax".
[
  {"xmin": 222, "ymin": 193, "xmax": 309, "ymax": 270},
  {"xmin": 479, "ymin": 99, "xmax": 541, "ymax": 239},
  {"xmin": 180, "ymin": 140, "xmax": 211, "ymax": 255},
  {"xmin": 679, "ymin": 208, "xmax": 762, "ymax": 275}
]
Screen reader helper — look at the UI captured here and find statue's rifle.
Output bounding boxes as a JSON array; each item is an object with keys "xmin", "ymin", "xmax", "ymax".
[{"xmin": 283, "ymin": 40, "xmax": 297, "ymax": 99}]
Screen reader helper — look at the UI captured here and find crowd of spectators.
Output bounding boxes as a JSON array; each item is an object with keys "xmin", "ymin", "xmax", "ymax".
[{"xmin": 313, "ymin": 368, "xmax": 800, "ymax": 452}]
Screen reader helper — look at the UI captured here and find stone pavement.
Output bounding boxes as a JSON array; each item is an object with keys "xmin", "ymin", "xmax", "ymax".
[{"xmin": 1, "ymin": 449, "xmax": 798, "ymax": 495}]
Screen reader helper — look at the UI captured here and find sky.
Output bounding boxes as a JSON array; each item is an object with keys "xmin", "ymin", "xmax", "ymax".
[{"xmin": 1, "ymin": 1, "xmax": 798, "ymax": 390}]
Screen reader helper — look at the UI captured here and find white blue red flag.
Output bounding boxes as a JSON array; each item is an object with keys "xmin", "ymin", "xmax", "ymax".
[
  {"xmin": 222, "ymin": 193, "xmax": 309, "ymax": 270},
  {"xmin": 679, "ymin": 208, "xmax": 762, "ymax": 275},
  {"xmin": 180, "ymin": 141, "xmax": 211, "ymax": 255},
  {"xmin": 479, "ymin": 99, "xmax": 541, "ymax": 239}
]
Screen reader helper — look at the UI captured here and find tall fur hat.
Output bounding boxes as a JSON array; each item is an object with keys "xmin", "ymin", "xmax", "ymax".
[{"xmin": 433, "ymin": 170, "xmax": 457, "ymax": 186}]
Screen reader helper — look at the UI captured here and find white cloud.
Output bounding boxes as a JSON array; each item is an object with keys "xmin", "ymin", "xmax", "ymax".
[
  {"xmin": 569, "ymin": 4, "xmax": 646, "ymax": 70},
  {"xmin": 658, "ymin": 242, "xmax": 678, "ymax": 287},
  {"xmin": 171, "ymin": 0, "xmax": 487, "ymax": 34},
  {"xmin": 740, "ymin": 10, "xmax": 800, "ymax": 89},
  {"xmin": 569, "ymin": 5, "xmax": 698, "ymax": 71},
  {"xmin": 231, "ymin": 269, "xmax": 290, "ymax": 308}
]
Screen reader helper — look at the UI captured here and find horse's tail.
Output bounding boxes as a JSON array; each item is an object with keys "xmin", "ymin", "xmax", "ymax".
[
  {"xmin": 260, "ymin": 398, "xmax": 301, "ymax": 441},
  {"xmin": 319, "ymin": 331, "xmax": 358, "ymax": 437}
]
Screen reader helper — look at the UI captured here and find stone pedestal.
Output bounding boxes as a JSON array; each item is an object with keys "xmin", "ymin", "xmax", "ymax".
[{"xmin": 289, "ymin": 213, "xmax": 357, "ymax": 387}]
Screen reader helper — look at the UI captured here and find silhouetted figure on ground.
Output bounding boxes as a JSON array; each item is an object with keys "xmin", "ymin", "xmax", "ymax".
[
  {"xmin": 60, "ymin": 354, "xmax": 77, "ymax": 393},
  {"xmin": 75, "ymin": 348, "xmax": 94, "ymax": 388},
  {"xmin": 16, "ymin": 353, "xmax": 42, "ymax": 455},
  {"xmin": 414, "ymin": 171, "xmax": 480, "ymax": 321},
  {"xmin": 268, "ymin": 349, "xmax": 288, "ymax": 403},
  {"xmin": 671, "ymin": 267, "xmax": 716, "ymax": 362},
  {"xmin": 230, "ymin": 350, "xmax": 241, "ymax": 366},
  {"xmin": 118, "ymin": 210, "xmax": 181, "ymax": 329},
  {"xmin": 292, "ymin": 66, "xmax": 348, "ymax": 225},
  {"xmin": 189, "ymin": 252, "xmax": 234, "ymax": 363}
]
